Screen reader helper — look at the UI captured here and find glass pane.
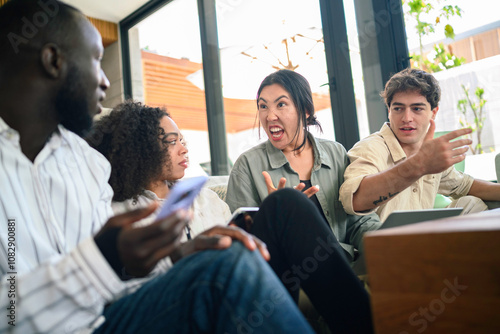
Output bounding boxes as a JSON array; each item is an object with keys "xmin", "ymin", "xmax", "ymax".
[
  {"xmin": 215, "ymin": 0, "xmax": 335, "ymax": 163},
  {"xmin": 343, "ymin": 0, "xmax": 370, "ymax": 140},
  {"xmin": 128, "ymin": 0, "xmax": 210, "ymax": 177},
  {"xmin": 404, "ymin": 0, "xmax": 500, "ymax": 181}
]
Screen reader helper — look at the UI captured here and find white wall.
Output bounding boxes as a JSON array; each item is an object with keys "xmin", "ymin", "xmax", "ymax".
[
  {"xmin": 101, "ymin": 41, "xmax": 124, "ymax": 109},
  {"xmin": 182, "ymin": 127, "xmax": 267, "ymax": 177},
  {"xmin": 433, "ymin": 55, "xmax": 500, "ymax": 154}
]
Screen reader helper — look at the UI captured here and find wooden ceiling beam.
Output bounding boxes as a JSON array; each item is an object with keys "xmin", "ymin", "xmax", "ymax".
[{"xmin": 86, "ymin": 17, "xmax": 118, "ymax": 47}]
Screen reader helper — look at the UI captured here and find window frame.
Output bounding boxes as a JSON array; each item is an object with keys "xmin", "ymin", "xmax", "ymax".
[{"xmin": 120, "ymin": 0, "xmax": 409, "ymax": 173}]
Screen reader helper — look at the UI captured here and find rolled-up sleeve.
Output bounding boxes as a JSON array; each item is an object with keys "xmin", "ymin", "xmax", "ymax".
[
  {"xmin": 439, "ymin": 166, "xmax": 475, "ymax": 199},
  {"xmin": 340, "ymin": 143, "xmax": 388, "ymax": 216}
]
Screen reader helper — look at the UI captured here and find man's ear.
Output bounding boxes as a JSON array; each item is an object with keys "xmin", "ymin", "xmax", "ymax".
[
  {"xmin": 40, "ymin": 43, "xmax": 64, "ymax": 79},
  {"xmin": 431, "ymin": 106, "xmax": 439, "ymax": 120}
]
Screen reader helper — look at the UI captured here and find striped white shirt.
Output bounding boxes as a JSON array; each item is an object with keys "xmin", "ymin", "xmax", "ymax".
[{"xmin": 0, "ymin": 117, "xmax": 129, "ymax": 333}]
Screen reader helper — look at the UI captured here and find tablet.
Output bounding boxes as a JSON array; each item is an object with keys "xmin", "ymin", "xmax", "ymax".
[
  {"xmin": 381, "ymin": 208, "xmax": 463, "ymax": 229},
  {"xmin": 227, "ymin": 207, "xmax": 259, "ymax": 224},
  {"xmin": 352, "ymin": 207, "xmax": 463, "ymax": 276},
  {"xmin": 156, "ymin": 176, "xmax": 208, "ymax": 220},
  {"xmin": 227, "ymin": 207, "xmax": 259, "ymax": 231}
]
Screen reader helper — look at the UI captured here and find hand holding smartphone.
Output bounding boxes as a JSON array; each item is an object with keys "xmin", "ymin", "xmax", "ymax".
[
  {"xmin": 227, "ymin": 207, "xmax": 259, "ymax": 232},
  {"xmin": 156, "ymin": 176, "xmax": 208, "ymax": 221}
]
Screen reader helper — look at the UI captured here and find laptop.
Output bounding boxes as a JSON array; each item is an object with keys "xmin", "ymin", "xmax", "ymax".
[{"xmin": 352, "ymin": 208, "xmax": 463, "ymax": 276}]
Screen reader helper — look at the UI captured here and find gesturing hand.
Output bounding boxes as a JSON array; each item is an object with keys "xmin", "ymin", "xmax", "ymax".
[
  {"xmin": 262, "ymin": 171, "xmax": 319, "ymax": 198},
  {"xmin": 170, "ymin": 225, "xmax": 270, "ymax": 263},
  {"xmin": 262, "ymin": 171, "xmax": 286, "ymax": 195},
  {"xmin": 413, "ymin": 119, "xmax": 472, "ymax": 175},
  {"xmin": 294, "ymin": 182, "xmax": 320, "ymax": 198}
]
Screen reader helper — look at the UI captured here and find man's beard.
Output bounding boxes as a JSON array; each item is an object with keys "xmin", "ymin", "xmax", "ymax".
[{"xmin": 55, "ymin": 66, "xmax": 93, "ymax": 137}]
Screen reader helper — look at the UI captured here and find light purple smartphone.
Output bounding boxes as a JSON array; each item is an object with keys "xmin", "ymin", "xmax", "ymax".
[{"xmin": 156, "ymin": 176, "xmax": 208, "ymax": 220}]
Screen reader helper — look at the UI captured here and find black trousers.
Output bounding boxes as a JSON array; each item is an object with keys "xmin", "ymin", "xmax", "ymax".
[{"xmin": 250, "ymin": 188, "xmax": 373, "ymax": 334}]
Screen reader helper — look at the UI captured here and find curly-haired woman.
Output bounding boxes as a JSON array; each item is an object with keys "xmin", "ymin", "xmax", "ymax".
[{"xmin": 86, "ymin": 100, "xmax": 231, "ymax": 240}]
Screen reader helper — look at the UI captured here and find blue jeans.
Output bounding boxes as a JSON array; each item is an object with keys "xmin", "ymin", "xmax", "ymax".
[{"xmin": 94, "ymin": 242, "xmax": 314, "ymax": 333}]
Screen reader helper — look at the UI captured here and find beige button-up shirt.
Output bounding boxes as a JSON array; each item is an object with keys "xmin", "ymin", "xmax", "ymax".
[{"xmin": 339, "ymin": 123, "xmax": 474, "ymax": 221}]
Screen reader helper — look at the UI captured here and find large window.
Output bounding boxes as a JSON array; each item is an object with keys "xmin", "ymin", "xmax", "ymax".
[
  {"xmin": 121, "ymin": 0, "xmax": 408, "ymax": 175},
  {"xmin": 404, "ymin": 0, "xmax": 500, "ymax": 181},
  {"xmin": 125, "ymin": 0, "xmax": 212, "ymax": 177},
  {"xmin": 214, "ymin": 0, "xmax": 335, "ymax": 162}
]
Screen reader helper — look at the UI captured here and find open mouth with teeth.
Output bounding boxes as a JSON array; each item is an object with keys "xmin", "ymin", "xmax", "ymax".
[{"xmin": 269, "ymin": 126, "xmax": 284, "ymax": 141}]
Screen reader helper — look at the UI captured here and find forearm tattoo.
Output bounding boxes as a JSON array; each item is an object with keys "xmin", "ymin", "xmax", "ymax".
[{"xmin": 373, "ymin": 192, "xmax": 400, "ymax": 206}]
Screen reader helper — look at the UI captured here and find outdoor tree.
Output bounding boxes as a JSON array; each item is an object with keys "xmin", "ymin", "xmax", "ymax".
[
  {"xmin": 411, "ymin": 42, "xmax": 466, "ymax": 72},
  {"xmin": 403, "ymin": 0, "xmax": 464, "ymax": 73},
  {"xmin": 457, "ymin": 85, "xmax": 487, "ymax": 155}
]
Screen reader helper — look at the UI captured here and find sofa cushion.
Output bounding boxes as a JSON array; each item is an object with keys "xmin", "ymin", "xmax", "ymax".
[{"xmin": 204, "ymin": 175, "xmax": 229, "ymax": 202}]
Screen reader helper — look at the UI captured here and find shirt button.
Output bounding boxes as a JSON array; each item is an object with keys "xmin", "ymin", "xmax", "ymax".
[
  {"xmin": 325, "ymin": 210, "xmax": 329, "ymax": 216},
  {"xmin": 413, "ymin": 188, "xmax": 418, "ymax": 193}
]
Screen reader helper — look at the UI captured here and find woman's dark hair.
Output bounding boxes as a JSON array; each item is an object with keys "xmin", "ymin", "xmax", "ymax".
[
  {"xmin": 256, "ymin": 69, "xmax": 322, "ymax": 151},
  {"xmin": 381, "ymin": 68, "xmax": 441, "ymax": 110},
  {"xmin": 86, "ymin": 100, "xmax": 170, "ymax": 202}
]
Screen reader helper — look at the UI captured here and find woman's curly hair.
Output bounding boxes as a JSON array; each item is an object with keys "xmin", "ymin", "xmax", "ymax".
[{"xmin": 86, "ymin": 100, "xmax": 171, "ymax": 202}]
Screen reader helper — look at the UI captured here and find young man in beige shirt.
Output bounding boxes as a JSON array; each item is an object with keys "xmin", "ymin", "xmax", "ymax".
[{"xmin": 340, "ymin": 68, "xmax": 500, "ymax": 222}]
